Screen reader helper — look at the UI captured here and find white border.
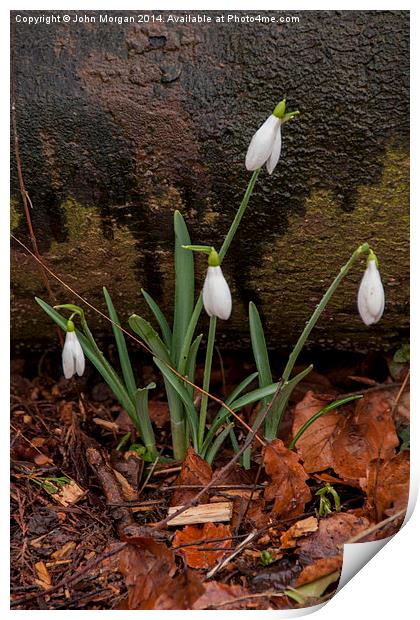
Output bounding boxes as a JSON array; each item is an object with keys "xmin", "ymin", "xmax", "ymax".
[{"xmin": 4, "ymin": 2, "xmax": 417, "ymax": 618}]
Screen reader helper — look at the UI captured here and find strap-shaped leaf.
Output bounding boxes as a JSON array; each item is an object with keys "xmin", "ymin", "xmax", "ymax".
[
  {"xmin": 249, "ymin": 302, "xmax": 272, "ymax": 389},
  {"xmin": 201, "ymin": 371, "xmax": 259, "ymax": 455},
  {"xmin": 103, "ymin": 287, "xmax": 137, "ymax": 402},
  {"xmin": 153, "ymin": 357, "xmax": 199, "ymax": 450},
  {"xmin": 141, "ymin": 288, "xmax": 172, "ymax": 350},
  {"xmin": 129, "ymin": 314, "xmax": 171, "ymax": 363},
  {"xmin": 134, "ymin": 384, "xmax": 157, "ymax": 457},
  {"xmin": 35, "ymin": 297, "xmax": 137, "ymax": 423},
  {"xmin": 205, "ymin": 423, "xmax": 234, "ymax": 465},
  {"xmin": 173, "ymin": 211, "xmax": 194, "ymax": 367},
  {"xmin": 185, "ymin": 334, "xmax": 203, "ymax": 398}
]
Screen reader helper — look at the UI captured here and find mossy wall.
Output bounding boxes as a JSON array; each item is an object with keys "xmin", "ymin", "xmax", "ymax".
[{"xmin": 11, "ymin": 10, "xmax": 409, "ymax": 351}]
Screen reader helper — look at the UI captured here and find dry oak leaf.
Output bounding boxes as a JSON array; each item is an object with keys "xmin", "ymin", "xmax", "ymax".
[
  {"xmin": 360, "ymin": 450, "xmax": 409, "ymax": 522},
  {"xmin": 297, "ymin": 512, "xmax": 370, "ymax": 564},
  {"xmin": 171, "ymin": 447, "xmax": 212, "ymax": 506},
  {"xmin": 172, "ymin": 522, "xmax": 232, "ymax": 569},
  {"xmin": 332, "ymin": 390, "xmax": 399, "ymax": 484},
  {"xmin": 295, "ymin": 555, "xmax": 343, "ymax": 587},
  {"xmin": 292, "ymin": 391, "xmax": 343, "ymax": 473},
  {"xmin": 193, "ymin": 581, "xmax": 257, "ymax": 610},
  {"xmin": 280, "ymin": 516, "xmax": 319, "ymax": 549},
  {"xmin": 263, "ymin": 439, "xmax": 312, "ymax": 519},
  {"xmin": 118, "ymin": 538, "xmax": 176, "ymax": 609},
  {"xmin": 153, "ymin": 569, "xmax": 205, "ymax": 609}
]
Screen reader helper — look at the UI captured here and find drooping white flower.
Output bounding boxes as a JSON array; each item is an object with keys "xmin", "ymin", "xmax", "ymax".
[
  {"xmin": 245, "ymin": 114, "xmax": 282, "ymax": 175},
  {"xmin": 357, "ymin": 257, "xmax": 385, "ymax": 326},
  {"xmin": 203, "ymin": 265, "xmax": 232, "ymax": 320},
  {"xmin": 62, "ymin": 323, "xmax": 85, "ymax": 378}
]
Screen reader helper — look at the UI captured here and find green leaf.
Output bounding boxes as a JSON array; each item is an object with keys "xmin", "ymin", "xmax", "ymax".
[
  {"xmin": 141, "ymin": 288, "xmax": 172, "ymax": 350},
  {"xmin": 129, "ymin": 314, "xmax": 171, "ymax": 363},
  {"xmin": 172, "ymin": 211, "xmax": 195, "ymax": 367},
  {"xmin": 285, "ymin": 571, "xmax": 340, "ymax": 604},
  {"xmin": 249, "ymin": 302, "xmax": 272, "ymax": 390},
  {"xmin": 393, "ymin": 343, "xmax": 410, "ymax": 364},
  {"xmin": 185, "ymin": 334, "xmax": 203, "ymax": 398},
  {"xmin": 201, "ymin": 372, "xmax": 259, "ymax": 455},
  {"xmin": 35, "ymin": 298, "xmax": 137, "ymax": 424},
  {"xmin": 134, "ymin": 384, "xmax": 157, "ymax": 457},
  {"xmin": 205, "ymin": 423, "xmax": 234, "ymax": 465},
  {"xmin": 288, "ymin": 394, "xmax": 363, "ymax": 450},
  {"xmin": 153, "ymin": 357, "xmax": 199, "ymax": 449},
  {"xmin": 103, "ymin": 287, "xmax": 137, "ymax": 401},
  {"xmin": 229, "ymin": 383, "xmax": 280, "ymax": 411}
]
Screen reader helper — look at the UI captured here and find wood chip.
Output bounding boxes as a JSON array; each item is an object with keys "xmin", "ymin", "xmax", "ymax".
[
  {"xmin": 34, "ymin": 561, "xmax": 52, "ymax": 590},
  {"xmin": 167, "ymin": 501, "xmax": 233, "ymax": 526},
  {"xmin": 50, "ymin": 541, "xmax": 77, "ymax": 560},
  {"xmin": 54, "ymin": 480, "xmax": 87, "ymax": 507},
  {"xmin": 93, "ymin": 417, "xmax": 119, "ymax": 432}
]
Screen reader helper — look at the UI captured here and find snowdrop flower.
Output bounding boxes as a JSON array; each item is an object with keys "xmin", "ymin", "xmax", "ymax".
[
  {"xmin": 245, "ymin": 99, "xmax": 299, "ymax": 175},
  {"xmin": 203, "ymin": 249, "xmax": 232, "ymax": 320},
  {"xmin": 357, "ymin": 254, "xmax": 385, "ymax": 326},
  {"xmin": 62, "ymin": 320, "xmax": 85, "ymax": 378}
]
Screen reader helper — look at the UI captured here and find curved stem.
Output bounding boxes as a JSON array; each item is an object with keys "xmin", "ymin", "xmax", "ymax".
[
  {"xmin": 282, "ymin": 243, "xmax": 370, "ymax": 383},
  {"xmin": 288, "ymin": 394, "xmax": 363, "ymax": 450}
]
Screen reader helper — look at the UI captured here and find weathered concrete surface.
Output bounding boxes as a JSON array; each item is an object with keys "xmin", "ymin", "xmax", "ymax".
[{"xmin": 11, "ymin": 10, "xmax": 409, "ymax": 351}]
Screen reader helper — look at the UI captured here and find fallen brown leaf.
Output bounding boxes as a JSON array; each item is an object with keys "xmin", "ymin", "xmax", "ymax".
[
  {"xmin": 361, "ymin": 451, "xmax": 409, "ymax": 521},
  {"xmin": 292, "ymin": 391, "xmax": 343, "ymax": 472},
  {"xmin": 295, "ymin": 556, "xmax": 342, "ymax": 586},
  {"xmin": 297, "ymin": 512, "xmax": 370, "ymax": 563},
  {"xmin": 263, "ymin": 439, "xmax": 312, "ymax": 519},
  {"xmin": 119, "ymin": 539, "xmax": 176, "ymax": 609},
  {"xmin": 193, "ymin": 581, "xmax": 255, "ymax": 610},
  {"xmin": 171, "ymin": 448, "xmax": 212, "ymax": 506},
  {"xmin": 332, "ymin": 390, "xmax": 399, "ymax": 484},
  {"xmin": 172, "ymin": 522, "xmax": 232, "ymax": 569},
  {"xmin": 154, "ymin": 570, "xmax": 205, "ymax": 609},
  {"xmin": 280, "ymin": 516, "xmax": 319, "ymax": 549}
]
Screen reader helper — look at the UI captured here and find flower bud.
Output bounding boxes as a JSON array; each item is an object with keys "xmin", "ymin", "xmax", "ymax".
[
  {"xmin": 357, "ymin": 257, "xmax": 385, "ymax": 325},
  {"xmin": 203, "ymin": 266, "xmax": 232, "ymax": 320},
  {"xmin": 62, "ymin": 321, "xmax": 85, "ymax": 378}
]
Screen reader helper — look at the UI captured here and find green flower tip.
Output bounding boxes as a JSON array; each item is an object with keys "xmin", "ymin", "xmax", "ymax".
[
  {"xmin": 66, "ymin": 319, "xmax": 75, "ymax": 332},
  {"xmin": 273, "ymin": 98, "xmax": 286, "ymax": 119},
  {"xmin": 208, "ymin": 247, "xmax": 220, "ymax": 267},
  {"xmin": 367, "ymin": 249, "xmax": 379, "ymax": 267},
  {"xmin": 273, "ymin": 99, "xmax": 300, "ymax": 123}
]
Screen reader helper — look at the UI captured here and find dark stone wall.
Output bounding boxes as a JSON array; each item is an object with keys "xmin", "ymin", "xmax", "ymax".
[{"xmin": 11, "ymin": 10, "xmax": 409, "ymax": 351}]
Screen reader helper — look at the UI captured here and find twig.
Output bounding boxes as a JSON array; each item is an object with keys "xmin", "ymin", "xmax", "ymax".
[
  {"xmin": 196, "ymin": 590, "xmax": 287, "ymax": 609},
  {"xmin": 342, "ymin": 508, "xmax": 406, "ymax": 545},
  {"xmin": 152, "ymin": 379, "xmax": 284, "ymax": 529},
  {"xmin": 391, "ymin": 370, "xmax": 410, "ymax": 420},
  {"xmin": 206, "ymin": 530, "xmax": 258, "ymax": 579},
  {"xmin": 10, "ymin": 234, "xmax": 265, "ymax": 445},
  {"xmin": 10, "ymin": 40, "xmax": 62, "ymax": 344},
  {"xmin": 10, "ymin": 543, "xmax": 127, "ymax": 608}
]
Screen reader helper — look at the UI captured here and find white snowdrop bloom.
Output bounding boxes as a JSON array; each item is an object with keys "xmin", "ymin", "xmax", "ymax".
[
  {"xmin": 203, "ymin": 265, "xmax": 232, "ymax": 320},
  {"xmin": 62, "ymin": 324, "xmax": 85, "ymax": 379},
  {"xmin": 245, "ymin": 114, "xmax": 282, "ymax": 175},
  {"xmin": 357, "ymin": 258, "xmax": 385, "ymax": 326}
]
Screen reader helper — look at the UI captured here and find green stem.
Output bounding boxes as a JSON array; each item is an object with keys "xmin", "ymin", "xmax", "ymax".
[
  {"xmin": 178, "ymin": 170, "xmax": 261, "ymax": 376},
  {"xmin": 282, "ymin": 243, "xmax": 370, "ymax": 383},
  {"xmin": 219, "ymin": 169, "xmax": 260, "ymax": 261},
  {"xmin": 198, "ymin": 315, "xmax": 217, "ymax": 448},
  {"xmin": 288, "ymin": 394, "xmax": 363, "ymax": 450}
]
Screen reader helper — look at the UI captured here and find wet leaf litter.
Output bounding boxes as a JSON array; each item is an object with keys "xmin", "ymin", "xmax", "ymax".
[{"xmin": 11, "ymin": 350, "xmax": 409, "ymax": 610}]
